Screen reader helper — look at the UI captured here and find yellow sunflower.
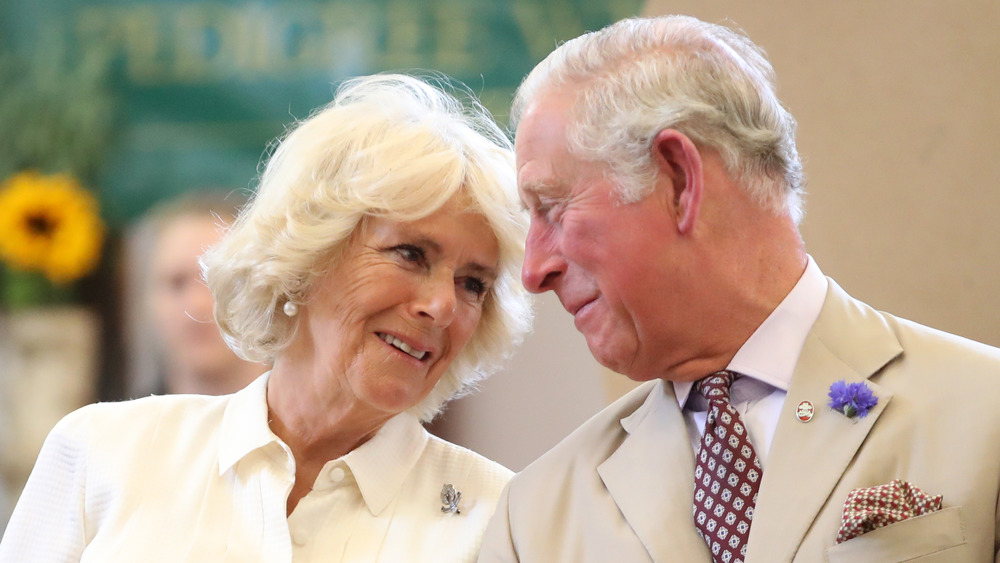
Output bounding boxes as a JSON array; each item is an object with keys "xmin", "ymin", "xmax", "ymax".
[{"xmin": 0, "ymin": 171, "xmax": 105, "ymax": 284}]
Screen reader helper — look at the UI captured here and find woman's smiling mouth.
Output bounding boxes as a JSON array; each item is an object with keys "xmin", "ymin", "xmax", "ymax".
[{"xmin": 377, "ymin": 332, "xmax": 429, "ymax": 360}]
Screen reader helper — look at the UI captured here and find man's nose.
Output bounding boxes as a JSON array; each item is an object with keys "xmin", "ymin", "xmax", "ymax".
[{"xmin": 521, "ymin": 221, "xmax": 565, "ymax": 293}]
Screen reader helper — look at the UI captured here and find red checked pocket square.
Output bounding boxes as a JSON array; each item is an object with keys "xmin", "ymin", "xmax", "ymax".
[{"xmin": 836, "ymin": 479, "xmax": 943, "ymax": 544}]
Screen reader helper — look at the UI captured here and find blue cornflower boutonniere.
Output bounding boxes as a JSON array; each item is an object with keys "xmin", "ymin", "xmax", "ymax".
[{"xmin": 828, "ymin": 380, "xmax": 878, "ymax": 419}]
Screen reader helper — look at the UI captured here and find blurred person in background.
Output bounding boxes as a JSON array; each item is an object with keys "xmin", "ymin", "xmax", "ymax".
[
  {"xmin": 0, "ymin": 73, "xmax": 531, "ymax": 562},
  {"xmin": 137, "ymin": 191, "xmax": 265, "ymax": 396}
]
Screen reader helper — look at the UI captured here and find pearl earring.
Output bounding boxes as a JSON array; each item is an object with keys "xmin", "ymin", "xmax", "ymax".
[{"xmin": 282, "ymin": 301, "xmax": 298, "ymax": 317}]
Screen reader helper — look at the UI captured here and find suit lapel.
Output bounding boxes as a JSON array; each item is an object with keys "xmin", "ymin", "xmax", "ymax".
[
  {"xmin": 746, "ymin": 279, "xmax": 902, "ymax": 562},
  {"xmin": 599, "ymin": 381, "xmax": 712, "ymax": 563}
]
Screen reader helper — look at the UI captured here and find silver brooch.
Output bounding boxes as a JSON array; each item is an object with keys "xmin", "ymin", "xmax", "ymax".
[{"xmin": 440, "ymin": 484, "xmax": 462, "ymax": 514}]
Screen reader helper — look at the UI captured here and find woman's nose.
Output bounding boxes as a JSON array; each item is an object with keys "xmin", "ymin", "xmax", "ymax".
[{"xmin": 413, "ymin": 274, "xmax": 457, "ymax": 327}]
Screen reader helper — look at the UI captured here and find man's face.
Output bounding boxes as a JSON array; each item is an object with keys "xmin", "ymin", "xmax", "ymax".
[{"xmin": 515, "ymin": 92, "xmax": 683, "ymax": 380}]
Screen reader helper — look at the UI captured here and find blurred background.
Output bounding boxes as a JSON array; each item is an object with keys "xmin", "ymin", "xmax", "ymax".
[{"xmin": 0, "ymin": 0, "xmax": 997, "ymax": 533}]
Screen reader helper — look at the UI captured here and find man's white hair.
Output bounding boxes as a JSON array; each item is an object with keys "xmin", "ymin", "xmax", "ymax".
[{"xmin": 512, "ymin": 15, "xmax": 805, "ymax": 223}]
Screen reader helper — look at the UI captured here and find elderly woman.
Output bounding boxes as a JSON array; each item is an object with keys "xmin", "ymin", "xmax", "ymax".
[{"xmin": 0, "ymin": 74, "xmax": 532, "ymax": 562}]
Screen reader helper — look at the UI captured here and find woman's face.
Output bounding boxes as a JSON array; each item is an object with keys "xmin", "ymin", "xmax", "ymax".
[{"xmin": 297, "ymin": 195, "xmax": 499, "ymax": 418}]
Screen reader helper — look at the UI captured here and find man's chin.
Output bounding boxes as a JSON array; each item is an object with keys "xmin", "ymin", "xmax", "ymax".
[
  {"xmin": 585, "ymin": 340, "xmax": 671, "ymax": 383},
  {"xmin": 585, "ymin": 338, "xmax": 639, "ymax": 378}
]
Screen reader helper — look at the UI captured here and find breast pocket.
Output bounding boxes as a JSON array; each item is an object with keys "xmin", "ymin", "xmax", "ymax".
[{"xmin": 825, "ymin": 506, "xmax": 967, "ymax": 563}]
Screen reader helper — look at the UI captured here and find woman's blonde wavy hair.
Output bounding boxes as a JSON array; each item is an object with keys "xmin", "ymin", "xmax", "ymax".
[{"xmin": 202, "ymin": 73, "xmax": 532, "ymax": 421}]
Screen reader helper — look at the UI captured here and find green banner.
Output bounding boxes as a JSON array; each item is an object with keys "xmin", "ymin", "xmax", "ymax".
[{"xmin": 0, "ymin": 0, "xmax": 640, "ymax": 226}]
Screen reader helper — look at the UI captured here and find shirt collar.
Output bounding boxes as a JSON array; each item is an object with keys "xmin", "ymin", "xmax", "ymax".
[
  {"xmin": 341, "ymin": 412, "xmax": 429, "ymax": 516},
  {"xmin": 673, "ymin": 255, "xmax": 828, "ymax": 407},
  {"xmin": 218, "ymin": 371, "xmax": 279, "ymax": 475},
  {"xmin": 218, "ymin": 373, "xmax": 429, "ymax": 515}
]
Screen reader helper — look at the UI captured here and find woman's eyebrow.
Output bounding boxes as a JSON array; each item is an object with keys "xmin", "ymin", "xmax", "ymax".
[
  {"xmin": 463, "ymin": 262, "xmax": 499, "ymax": 282},
  {"xmin": 396, "ymin": 229, "xmax": 497, "ymax": 278}
]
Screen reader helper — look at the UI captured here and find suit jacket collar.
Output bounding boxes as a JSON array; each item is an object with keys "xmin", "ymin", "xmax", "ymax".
[
  {"xmin": 745, "ymin": 277, "xmax": 902, "ymax": 562},
  {"xmin": 598, "ymin": 381, "xmax": 713, "ymax": 562},
  {"xmin": 594, "ymin": 278, "xmax": 901, "ymax": 562}
]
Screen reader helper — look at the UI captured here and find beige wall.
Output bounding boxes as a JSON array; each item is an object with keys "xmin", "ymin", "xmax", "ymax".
[
  {"xmin": 643, "ymin": 0, "xmax": 1000, "ymax": 346},
  {"xmin": 435, "ymin": 1, "xmax": 1000, "ymax": 471}
]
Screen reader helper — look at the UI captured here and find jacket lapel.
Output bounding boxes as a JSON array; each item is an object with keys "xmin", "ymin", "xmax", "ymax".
[
  {"xmin": 599, "ymin": 381, "xmax": 712, "ymax": 563},
  {"xmin": 746, "ymin": 279, "xmax": 902, "ymax": 562}
]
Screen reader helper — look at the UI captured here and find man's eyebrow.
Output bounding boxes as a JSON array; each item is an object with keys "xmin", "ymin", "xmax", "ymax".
[{"xmin": 519, "ymin": 181, "xmax": 562, "ymax": 208}]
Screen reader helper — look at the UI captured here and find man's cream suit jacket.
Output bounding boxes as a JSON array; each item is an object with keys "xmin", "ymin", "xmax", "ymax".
[{"xmin": 479, "ymin": 279, "xmax": 1000, "ymax": 562}]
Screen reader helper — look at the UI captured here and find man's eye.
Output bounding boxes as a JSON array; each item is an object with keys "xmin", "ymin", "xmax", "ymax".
[{"xmin": 537, "ymin": 201, "xmax": 562, "ymax": 223}]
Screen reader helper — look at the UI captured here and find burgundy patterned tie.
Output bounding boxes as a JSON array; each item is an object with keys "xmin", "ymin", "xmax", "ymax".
[{"xmin": 692, "ymin": 371, "xmax": 762, "ymax": 563}]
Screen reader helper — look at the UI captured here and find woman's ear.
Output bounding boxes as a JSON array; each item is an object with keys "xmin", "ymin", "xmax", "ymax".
[{"xmin": 651, "ymin": 129, "xmax": 703, "ymax": 235}]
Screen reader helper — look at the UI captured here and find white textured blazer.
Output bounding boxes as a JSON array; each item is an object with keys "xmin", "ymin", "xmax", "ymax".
[{"xmin": 479, "ymin": 279, "xmax": 1000, "ymax": 562}]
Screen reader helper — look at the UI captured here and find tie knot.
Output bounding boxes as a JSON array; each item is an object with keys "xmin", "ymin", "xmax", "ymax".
[{"xmin": 695, "ymin": 370, "xmax": 737, "ymax": 402}]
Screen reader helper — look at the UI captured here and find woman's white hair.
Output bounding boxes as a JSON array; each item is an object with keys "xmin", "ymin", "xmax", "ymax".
[
  {"xmin": 512, "ymin": 15, "xmax": 805, "ymax": 223},
  {"xmin": 202, "ymin": 73, "xmax": 533, "ymax": 422}
]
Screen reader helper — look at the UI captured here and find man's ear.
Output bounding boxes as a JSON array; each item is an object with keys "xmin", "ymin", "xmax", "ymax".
[{"xmin": 651, "ymin": 129, "xmax": 702, "ymax": 234}]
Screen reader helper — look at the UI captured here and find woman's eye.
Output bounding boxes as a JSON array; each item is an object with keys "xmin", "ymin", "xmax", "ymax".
[
  {"xmin": 460, "ymin": 277, "xmax": 488, "ymax": 299},
  {"xmin": 394, "ymin": 244, "xmax": 426, "ymax": 265}
]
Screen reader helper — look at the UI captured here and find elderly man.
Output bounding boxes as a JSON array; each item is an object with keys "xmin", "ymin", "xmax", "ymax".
[{"xmin": 479, "ymin": 14, "xmax": 1000, "ymax": 563}]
